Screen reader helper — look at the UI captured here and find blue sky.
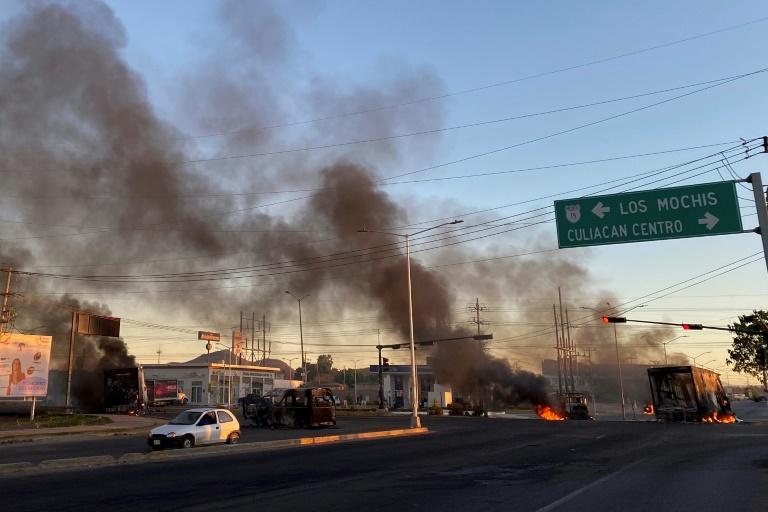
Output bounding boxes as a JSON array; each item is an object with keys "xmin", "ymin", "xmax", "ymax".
[{"xmin": 3, "ymin": 1, "xmax": 767, "ymax": 382}]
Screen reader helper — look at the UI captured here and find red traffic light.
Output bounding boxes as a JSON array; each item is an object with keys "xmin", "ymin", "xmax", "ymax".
[
  {"xmin": 682, "ymin": 323, "xmax": 703, "ymax": 330},
  {"xmin": 602, "ymin": 316, "xmax": 627, "ymax": 323}
]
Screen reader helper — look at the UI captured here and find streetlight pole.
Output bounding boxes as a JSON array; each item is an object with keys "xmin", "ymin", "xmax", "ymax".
[
  {"xmin": 660, "ymin": 335, "xmax": 687, "ymax": 365},
  {"xmin": 353, "ymin": 359, "xmax": 360, "ymax": 406},
  {"xmin": 359, "ymin": 219, "xmax": 463, "ymax": 428},
  {"xmin": 285, "ymin": 291, "xmax": 309, "ymax": 385},
  {"xmin": 692, "ymin": 351, "xmax": 712, "ymax": 368},
  {"xmin": 580, "ymin": 303, "xmax": 646, "ymax": 422}
]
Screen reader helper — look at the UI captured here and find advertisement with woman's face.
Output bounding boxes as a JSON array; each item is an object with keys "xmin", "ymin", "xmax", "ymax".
[{"xmin": 0, "ymin": 333, "xmax": 52, "ymax": 397}]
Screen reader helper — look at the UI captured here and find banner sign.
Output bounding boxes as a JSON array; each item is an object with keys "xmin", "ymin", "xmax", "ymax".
[
  {"xmin": 197, "ymin": 331, "xmax": 221, "ymax": 342},
  {"xmin": 0, "ymin": 333, "xmax": 52, "ymax": 397}
]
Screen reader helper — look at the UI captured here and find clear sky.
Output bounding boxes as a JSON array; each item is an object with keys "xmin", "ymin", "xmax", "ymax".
[{"xmin": 2, "ymin": 1, "xmax": 767, "ymax": 386}]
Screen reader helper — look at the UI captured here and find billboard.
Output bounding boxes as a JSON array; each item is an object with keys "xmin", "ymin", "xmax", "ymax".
[{"xmin": 0, "ymin": 333, "xmax": 52, "ymax": 397}]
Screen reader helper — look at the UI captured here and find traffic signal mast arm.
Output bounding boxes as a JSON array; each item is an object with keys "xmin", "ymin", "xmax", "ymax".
[
  {"xmin": 601, "ymin": 316, "xmax": 759, "ymax": 334},
  {"xmin": 376, "ymin": 333, "xmax": 493, "ymax": 350}
]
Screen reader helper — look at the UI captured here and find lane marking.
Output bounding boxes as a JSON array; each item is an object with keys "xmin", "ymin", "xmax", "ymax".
[{"xmin": 534, "ymin": 457, "xmax": 647, "ymax": 512}]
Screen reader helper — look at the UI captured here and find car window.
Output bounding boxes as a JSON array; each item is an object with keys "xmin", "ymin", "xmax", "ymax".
[
  {"xmin": 197, "ymin": 411, "xmax": 217, "ymax": 426},
  {"xmin": 169, "ymin": 411, "xmax": 200, "ymax": 425},
  {"xmin": 217, "ymin": 411, "xmax": 234, "ymax": 423}
]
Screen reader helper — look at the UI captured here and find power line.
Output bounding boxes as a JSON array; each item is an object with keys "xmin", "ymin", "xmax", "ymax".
[
  {"xmin": 12, "ymin": 143, "xmax": 758, "ymax": 287},
  {"xmin": 168, "ymin": 15, "xmax": 768, "ymax": 142}
]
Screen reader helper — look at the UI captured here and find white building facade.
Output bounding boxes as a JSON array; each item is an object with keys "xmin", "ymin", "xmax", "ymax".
[{"xmin": 142, "ymin": 363, "xmax": 281, "ymax": 406}]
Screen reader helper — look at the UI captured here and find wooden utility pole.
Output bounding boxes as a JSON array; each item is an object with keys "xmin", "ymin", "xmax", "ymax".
[{"xmin": 0, "ymin": 268, "xmax": 12, "ymax": 337}]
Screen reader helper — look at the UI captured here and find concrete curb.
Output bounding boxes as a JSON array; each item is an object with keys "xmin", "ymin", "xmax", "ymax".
[{"xmin": 0, "ymin": 427, "xmax": 429, "ymax": 477}]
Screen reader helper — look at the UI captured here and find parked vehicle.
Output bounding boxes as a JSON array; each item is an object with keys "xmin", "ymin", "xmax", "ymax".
[
  {"xmin": 146, "ymin": 378, "xmax": 188, "ymax": 406},
  {"xmin": 241, "ymin": 387, "xmax": 336, "ymax": 428},
  {"xmin": 148, "ymin": 408, "xmax": 240, "ymax": 449},
  {"xmin": 647, "ymin": 366, "xmax": 735, "ymax": 422},
  {"xmin": 104, "ymin": 367, "xmax": 148, "ymax": 415}
]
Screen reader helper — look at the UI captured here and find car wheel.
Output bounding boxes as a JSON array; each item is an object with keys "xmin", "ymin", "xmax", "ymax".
[
  {"xmin": 181, "ymin": 436, "xmax": 195, "ymax": 449},
  {"xmin": 227, "ymin": 432, "xmax": 240, "ymax": 445}
]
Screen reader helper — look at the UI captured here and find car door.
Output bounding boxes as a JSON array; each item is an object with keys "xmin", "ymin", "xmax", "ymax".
[
  {"xmin": 194, "ymin": 411, "xmax": 219, "ymax": 444},
  {"xmin": 216, "ymin": 410, "xmax": 237, "ymax": 440}
]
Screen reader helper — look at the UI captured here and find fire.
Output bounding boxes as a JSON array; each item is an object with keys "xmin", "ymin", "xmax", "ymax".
[
  {"xmin": 536, "ymin": 405, "xmax": 566, "ymax": 421},
  {"xmin": 643, "ymin": 403, "xmax": 655, "ymax": 415},
  {"xmin": 701, "ymin": 411, "xmax": 736, "ymax": 424}
]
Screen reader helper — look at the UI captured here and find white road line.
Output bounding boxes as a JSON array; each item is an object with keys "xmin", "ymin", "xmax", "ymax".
[{"xmin": 534, "ymin": 457, "xmax": 647, "ymax": 512}]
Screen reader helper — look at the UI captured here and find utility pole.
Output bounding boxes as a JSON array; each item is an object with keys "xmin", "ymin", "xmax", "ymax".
[
  {"xmin": 251, "ymin": 311, "xmax": 256, "ymax": 365},
  {"xmin": 747, "ymin": 167, "xmax": 768, "ymax": 273},
  {"xmin": 553, "ymin": 305, "xmax": 563, "ymax": 395},
  {"xmin": 377, "ymin": 329, "xmax": 385, "ymax": 410},
  {"xmin": 0, "ymin": 267, "xmax": 12, "ymax": 338},
  {"xmin": 469, "ymin": 298, "xmax": 487, "ymax": 334},
  {"xmin": 65, "ymin": 311, "xmax": 79, "ymax": 411},
  {"xmin": 262, "ymin": 313, "xmax": 267, "ymax": 362},
  {"xmin": 239, "ymin": 311, "xmax": 243, "ymax": 366}
]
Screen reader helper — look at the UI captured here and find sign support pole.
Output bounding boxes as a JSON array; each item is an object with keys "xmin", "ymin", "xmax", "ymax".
[
  {"xmin": 748, "ymin": 172, "xmax": 768, "ymax": 273},
  {"xmin": 65, "ymin": 311, "xmax": 78, "ymax": 411}
]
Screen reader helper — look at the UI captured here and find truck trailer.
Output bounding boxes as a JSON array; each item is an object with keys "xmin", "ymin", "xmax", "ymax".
[
  {"xmin": 104, "ymin": 367, "xmax": 148, "ymax": 415},
  {"xmin": 647, "ymin": 366, "xmax": 734, "ymax": 423}
]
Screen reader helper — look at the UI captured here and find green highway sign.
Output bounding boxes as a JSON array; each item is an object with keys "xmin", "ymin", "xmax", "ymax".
[{"xmin": 554, "ymin": 181, "xmax": 743, "ymax": 248}]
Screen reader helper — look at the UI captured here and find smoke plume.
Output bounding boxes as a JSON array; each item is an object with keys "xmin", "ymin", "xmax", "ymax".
[{"xmin": 0, "ymin": 2, "xmax": 677, "ymax": 410}]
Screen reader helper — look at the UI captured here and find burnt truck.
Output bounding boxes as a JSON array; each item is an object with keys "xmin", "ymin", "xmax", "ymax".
[
  {"xmin": 240, "ymin": 387, "xmax": 336, "ymax": 428},
  {"xmin": 647, "ymin": 366, "xmax": 735, "ymax": 423},
  {"xmin": 104, "ymin": 367, "xmax": 148, "ymax": 415}
]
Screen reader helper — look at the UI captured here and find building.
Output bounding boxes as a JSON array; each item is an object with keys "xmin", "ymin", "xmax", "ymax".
[
  {"xmin": 368, "ymin": 364, "xmax": 450, "ymax": 409},
  {"xmin": 143, "ymin": 351, "xmax": 282, "ymax": 406}
]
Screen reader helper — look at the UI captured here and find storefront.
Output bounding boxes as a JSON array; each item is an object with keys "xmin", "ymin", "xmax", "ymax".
[{"xmin": 142, "ymin": 362, "xmax": 280, "ymax": 406}]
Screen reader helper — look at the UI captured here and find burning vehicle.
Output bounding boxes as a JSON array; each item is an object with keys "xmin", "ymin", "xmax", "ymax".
[
  {"xmin": 536, "ymin": 392, "xmax": 592, "ymax": 421},
  {"xmin": 104, "ymin": 367, "xmax": 148, "ymax": 415},
  {"xmin": 240, "ymin": 387, "xmax": 336, "ymax": 428},
  {"xmin": 647, "ymin": 366, "xmax": 735, "ymax": 423}
]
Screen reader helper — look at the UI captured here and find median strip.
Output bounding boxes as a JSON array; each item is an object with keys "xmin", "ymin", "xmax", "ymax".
[{"xmin": 0, "ymin": 427, "xmax": 429, "ymax": 476}]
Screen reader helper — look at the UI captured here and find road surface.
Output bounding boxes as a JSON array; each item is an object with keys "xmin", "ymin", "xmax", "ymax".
[{"xmin": 1, "ymin": 416, "xmax": 767, "ymax": 511}]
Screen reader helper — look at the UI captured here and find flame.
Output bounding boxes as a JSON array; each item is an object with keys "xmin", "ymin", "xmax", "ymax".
[
  {"xmin": 643, "ymin": 403, "xmax": 655, "ymax": 415},
  {"xmin": 701, "ymin": 411, "xmax": 736, "ymax": 424},
  {"xmin": 536, "ymin": 405, "xmax": 566, "ymax": 421}
]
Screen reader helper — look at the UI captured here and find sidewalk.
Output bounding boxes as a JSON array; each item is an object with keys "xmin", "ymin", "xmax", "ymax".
[{"xmin": 0, "ymin": 414, "xmax": 164, "ymax": 441}]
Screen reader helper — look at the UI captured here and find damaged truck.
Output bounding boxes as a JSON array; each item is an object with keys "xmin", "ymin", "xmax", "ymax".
[
  {"xmin": 240, "ymin": 387, "xmax": 337, "ymax": 428},
  {"xmin": 647, "ymin": 366, "xmax": 735, "ymax": 423}
]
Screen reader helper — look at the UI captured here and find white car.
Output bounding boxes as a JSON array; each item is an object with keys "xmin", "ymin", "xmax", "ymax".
[{"xmin": 148, "ymin": 408, "xmax": 240, "ymax": 449}]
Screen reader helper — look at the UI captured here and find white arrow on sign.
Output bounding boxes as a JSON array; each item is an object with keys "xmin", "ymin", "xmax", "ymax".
[
  {"xmin": 592, "ymin": 202, "xmax": 610, "ymax": 219},
  {"xmin": 698, "ymin": 212, "xmax": 719, "ymax": 230}
]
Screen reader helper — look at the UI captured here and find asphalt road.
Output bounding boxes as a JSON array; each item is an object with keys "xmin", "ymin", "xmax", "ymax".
[
  {"xmin": 0, "ymin": 415, "xmax": 414, "ymax": 465},
  {"xmin": 1, "ymin": 416, "xmax": 767, "ymax": 512}
]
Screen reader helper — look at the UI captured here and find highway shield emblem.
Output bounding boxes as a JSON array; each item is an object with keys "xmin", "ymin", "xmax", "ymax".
[{"xmin": 565, "ymin": 204, "xmax": 581, "ymax": 224}]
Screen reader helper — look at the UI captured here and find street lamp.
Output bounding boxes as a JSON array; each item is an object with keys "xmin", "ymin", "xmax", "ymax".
[
  {"xmin": 352, "ymin": 359, "xmax": 360, "ymax": 406},
  {"xmin": 359, "ymin": 219, "xmax": 463, "ymax": 428},
  {"xmin": 659, "ymin": 335, "xmax": 688, "ymax": 365},
  {"xmin": 287, "ymin": 357, "xmax": 296, "ymax": 379},
  {"xmin": 691, "ymin": 351, "xmax": 712, "ymax": 367},
  {"xmin": 285, "ymin": 291, "xmax": 309, "ymax": 385},
  {"xmin": 580, "ymin": 302, "xmax": 645, "ymax": 422}
]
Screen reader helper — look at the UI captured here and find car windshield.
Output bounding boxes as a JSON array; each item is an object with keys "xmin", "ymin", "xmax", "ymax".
[{"xmin": 169, "ymin": 411, "xmax": 202, "ymax": 425}]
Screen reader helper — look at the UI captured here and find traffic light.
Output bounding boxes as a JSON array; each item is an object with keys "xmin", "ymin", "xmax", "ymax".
[
  {"xmin": 682, "ymin": 323, "xmax": 703, "ymax": 330},
  {"xmin": 382, "ymin": 357, "xmax": 390, "ymax": 371},
  {"xmin": 601, "ymin": 316, "xmax": 627, "ymax": 323}
]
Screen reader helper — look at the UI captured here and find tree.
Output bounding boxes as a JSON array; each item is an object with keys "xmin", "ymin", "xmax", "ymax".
[
  {"xmin": 317, "ymin": 354, "xmax": 333, "ymax": 375},
  {"xmin": 727, "ymin": 311, "xmax": 768, "ymax": 389}
]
